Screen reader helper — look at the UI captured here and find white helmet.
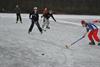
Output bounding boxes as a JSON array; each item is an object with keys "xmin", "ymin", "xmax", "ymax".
[
  {"xmin": 16, "ymin": 5, "xmax": 19, "ymax": 8},
  {"xmin": 34, "ymin": 7, "xmax": 37, "ymax": 10}
]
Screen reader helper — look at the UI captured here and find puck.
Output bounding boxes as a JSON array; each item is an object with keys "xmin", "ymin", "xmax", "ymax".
[{"xmin": 41, "ymin": 53, "xmax": 45, "ymax": 55}]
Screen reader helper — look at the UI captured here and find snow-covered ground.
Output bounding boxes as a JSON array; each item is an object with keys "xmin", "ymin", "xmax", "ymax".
[{"xmin": 0, "ymin": 13, "xmax": 100, "ymax": 67}]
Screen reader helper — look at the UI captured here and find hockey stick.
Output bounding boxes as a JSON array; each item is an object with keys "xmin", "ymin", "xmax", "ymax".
[{"xmin": 66, "ymin": 36, "xmax": 85, "ymax": 48}]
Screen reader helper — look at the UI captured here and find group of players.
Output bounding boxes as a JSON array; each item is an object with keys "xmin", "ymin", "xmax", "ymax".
[
  {"xmin": 15, "ymin": 5, "xmax": 56, "ymax": 34},
  {"xmin": 15, "ymin": 5, "xmax": 100, "ymax": 46}
]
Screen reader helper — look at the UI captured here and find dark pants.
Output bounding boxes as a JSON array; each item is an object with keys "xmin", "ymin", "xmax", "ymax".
[
  {"xmin": 16, "ymin": 13, "xmax": 22, "ymax": 23},
  {"xmin": 28, "ymin": 20, "xmax": 42, "ymax": 33}
]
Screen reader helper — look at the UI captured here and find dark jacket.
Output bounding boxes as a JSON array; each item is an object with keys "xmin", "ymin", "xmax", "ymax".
[
  {"xmin": 43, "ymin": 13, "xmax": 56, "ymax": 22},
  {"xmin": 15, "ymin": 7, "xmax": 21, "ymax": 14},
  {"xmin": 29, "ymin": 11, "xmax": 39, "ymax": 21}
]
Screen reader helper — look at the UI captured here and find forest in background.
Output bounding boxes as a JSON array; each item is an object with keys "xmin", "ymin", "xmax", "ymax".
[{"xmin": 0, "ymin": 0, "xmax": 100, "ymax": 15}]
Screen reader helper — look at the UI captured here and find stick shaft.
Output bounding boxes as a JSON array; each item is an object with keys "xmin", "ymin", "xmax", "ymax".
[{"xmin": 71, "ymin": 36, "xmax": 84, "ymax": 45}]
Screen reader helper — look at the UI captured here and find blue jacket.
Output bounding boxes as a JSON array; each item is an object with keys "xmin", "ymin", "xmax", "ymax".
[{"xmin": 86, "ymin": 23, "xmax": 98, "ymax": 32}]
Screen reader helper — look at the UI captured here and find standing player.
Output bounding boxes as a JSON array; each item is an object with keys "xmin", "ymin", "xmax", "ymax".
[
  {"xmin": 81, "ymin": 20, "xmax": 100, "ymax": 46},
  {"xmin": 41, "ymin": 8, "xmax": 56, "ymax": 30},
  {"xmin": 28, "ymin": 7, "xmax": 43, "ymax": 34},
  {"xmin": 15, "ymin": 5, "xmax": 22, "ymax": 23}
]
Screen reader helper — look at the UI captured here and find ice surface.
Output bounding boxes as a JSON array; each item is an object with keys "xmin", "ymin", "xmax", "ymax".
[{"xmin": 0, "ymin": 13, "xmax": 100, "ymax": 67}]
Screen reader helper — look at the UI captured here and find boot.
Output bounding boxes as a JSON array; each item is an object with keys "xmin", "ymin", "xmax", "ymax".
[
  {"xmin": 89, "ymin": 41, "xmax": 95, "ymax": 45},
  {"xmin": 40, "ymin": 29, "xmax": 43, "ymax": 34},
  {"xmin": 16, "ymin": 21, "xmax": 18, "ymax": 23},
  {"xmin": 98, "ymin": 42, "xmax": 100, "ymax": 46},
  {"xmin": 40, "ymin": 30, "xmax": 43, "ymax": 34},
  {"xmin": 28, "ymin": 31, "xmax": 31, "ymax": 34},
  {"xmin": 46, "ymin": 26, "xmax": 50, "ymax": 29},
  {"xmin": 20, "ymin": 21, "xmax": 22, "ymax": 23}
]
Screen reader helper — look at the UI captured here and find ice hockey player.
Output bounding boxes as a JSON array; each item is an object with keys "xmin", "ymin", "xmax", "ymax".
[
  {"xmin": 93, "ymin": 19, "xmax": 100, "ymax": 23},
  {"xmin": 41, "ymin": 8, "xmax": 56, "ymax": 29},
  {"xmin": 28, "ymin": 7, "xmax": 43, "ymax": 34},
  {"xmin": 15, "ymin": 5, "xmax": 22, "ymax": 23},
  {"xmin": 81, "ymin": 20, "xmax": 100, "ymax": 46}
]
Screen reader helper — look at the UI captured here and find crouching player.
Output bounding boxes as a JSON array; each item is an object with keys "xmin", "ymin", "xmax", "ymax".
[{"xmin": 81, "ymin": 20, "xmax": 100, "ymax": 46}]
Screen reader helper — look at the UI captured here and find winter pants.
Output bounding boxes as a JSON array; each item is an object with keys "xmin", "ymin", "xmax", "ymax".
[
  {"xmin": 16, "ymin": 13, "xmax": 22, "ymax": 23},
  {"xmin": 42, "ymin": 18, "xmax": 50, "ymax": 28},
  {"xmin": 88, "ymin": 29, "xmax": 100, "ymax": 42},
  {"xmin": 28, "ymin": 20, "xmax": 42, "ymax": 33}
]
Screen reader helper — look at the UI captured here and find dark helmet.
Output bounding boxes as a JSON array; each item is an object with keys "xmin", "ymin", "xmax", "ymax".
[{"xmin": 81, "ymin": 20, "xmax": 86, "ymax": 24}]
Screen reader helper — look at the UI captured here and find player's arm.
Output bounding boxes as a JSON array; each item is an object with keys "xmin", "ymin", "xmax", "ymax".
[
  {"xmin": 93, "ymin": 20, "xmax": 100, "ymax": 23},
  {"xmin": 37, "ymin": 13, "xmax": 39, "ymax": 21},
  {"xmin": 29, "ymin": 12, "xmax": 32, "ymax": 19},
  {"xmin": 83, "ymin": 28, "xmax": 89, "ymax": 38},
  {"xmin": 51, "ymin": 14, "xmax": 56, "ymax": 22}
]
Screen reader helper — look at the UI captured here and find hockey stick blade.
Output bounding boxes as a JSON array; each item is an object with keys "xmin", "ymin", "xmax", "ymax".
[
  {"xmin": 65, "ymin": 45, "xmax": 71, "ymax": 48},
  {"xmin": 65, "ymin": 36, "xmax": 84, "ymax": 48}
]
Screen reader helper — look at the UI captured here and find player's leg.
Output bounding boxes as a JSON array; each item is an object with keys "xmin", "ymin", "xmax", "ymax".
[
  {"xmin": 93, "ymin": 29, "xmax": 100, "ymax": 45},
  {"xmin": 19, "ymin": 14, "xmax": 22, "ymax": 23},
  {"xmin": 88, "ymin": 30, "xmax": 95, "ymax": 45},
  {"xmin": 28, "ymin": 20, "xmax": 34, "ymax": 34},
  {"xmin": 36, "ymin": 21, "xmax": 43, "ymax": 34},
  {"xmin": 16, "ymin": 14, "xmax": 19, "ymax": 23},
  {"xmin": 42, "ymin": 18, "xmax": 46, "ymax": 29},
  {"xmin": 46, "ymin": 19, "xmax": 50, "ymax": 29}
]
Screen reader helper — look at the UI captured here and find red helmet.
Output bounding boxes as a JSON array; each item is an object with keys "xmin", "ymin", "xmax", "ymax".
[{"xmin": 93, "ymin": 19, "xmax": 99, "ymax": 23}]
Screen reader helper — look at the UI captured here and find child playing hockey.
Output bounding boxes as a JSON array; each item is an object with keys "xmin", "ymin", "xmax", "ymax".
[
  {"xmin": 81, "ymin": 20, "xmax": 100, "ymax": 46},
  {"xmin": 41, "ymin": 8, "xmax": 56, "ymax": 30},
  {"xmin": 28, "ymin": 7, "xmax": 43, "ymax": 34}
]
